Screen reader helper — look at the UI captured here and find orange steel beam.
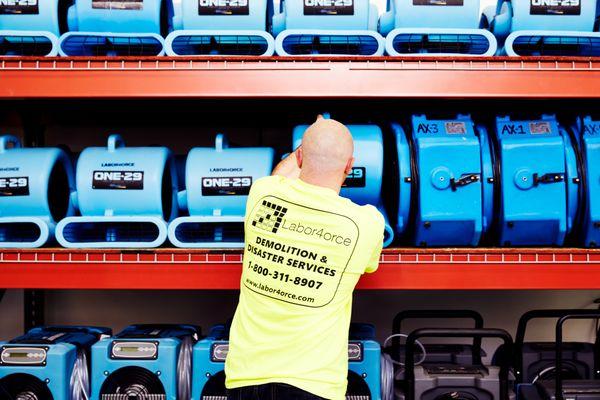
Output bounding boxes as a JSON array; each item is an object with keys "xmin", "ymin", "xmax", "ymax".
[
  {"xmin": 1, "ymin": 57, "xmax": 600, "ymax": 99},
  {"xmin": 1, "ymin": 248, "xmax": 600, "ymax": 290}
]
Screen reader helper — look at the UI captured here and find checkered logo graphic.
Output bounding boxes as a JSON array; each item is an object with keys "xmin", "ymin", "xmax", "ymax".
[{"xmin": 252, "ymin": 200, "xmax": 288, "ymax": 234}]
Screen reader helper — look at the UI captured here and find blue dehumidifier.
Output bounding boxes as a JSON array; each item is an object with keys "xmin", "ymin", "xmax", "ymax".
[
  {"xmin": 168, "ymin": 134, "xmax": 274, "ymax": 248},
  {"xmin": 394, "ymin": 115, "xmax": 495, "ymax": 246},
  {"xmin": 492, "ymin": 115, "xmax": 580, "ymax": 246},
  {"xmin": 490, "ymin": 0, "xmax": 600, "ymax": 56},
  {"xmin": 92, "ymin": 324, "xmax": 201, "ymax": 400},
  {"xmin": 0, "ymin": 325, "xmax": 111, "ymax": 400},
  {"xmin": 0, "ymin": 0, "xmax": 59, "ymax": 56},
  {"xmin": 59, "ymin": 0, "xmax": 168, "ymax": 56},
  {"xmin": 0, "ymin": 135, "xmax": 76, "ymax": 248},
  {"xmin": 55, "ymin": 134, "xmax": 178, "ymax": 248},
  {"xmin": 165, "ymin": 0, "xmax": 275, "ymax": 56},
  {"xmin": 572, "ymin": 116, "xmax": 600, "ymax": 247},
  {"xmin": 191, "ymin": 323, "xmax": 382, "ymax": 400},
  {"xmin": 379, "ymin": 0, "xmax": 497, "ymax": 56},
  {"xmin": 272, "ymin": 0, "xmax": 384, "ymax": 56},
  {"xmin": 292, "ymin": 115, "xmax": 395, "ymax": 247}
]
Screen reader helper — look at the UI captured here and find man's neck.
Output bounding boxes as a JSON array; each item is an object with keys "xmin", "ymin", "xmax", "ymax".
[{"xmin": 299, "ymin": 172, "xmax": 342, "ymax": 194}]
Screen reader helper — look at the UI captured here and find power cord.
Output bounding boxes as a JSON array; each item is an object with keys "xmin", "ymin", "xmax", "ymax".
[{"xmin": 381, "ymin": 334, "xmax": 427, "ymax": 400}]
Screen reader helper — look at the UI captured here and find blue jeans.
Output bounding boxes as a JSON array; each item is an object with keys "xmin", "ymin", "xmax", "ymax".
[{"xmin": 227, "ymin": 383, "xmax": 326, "ymax": 400}]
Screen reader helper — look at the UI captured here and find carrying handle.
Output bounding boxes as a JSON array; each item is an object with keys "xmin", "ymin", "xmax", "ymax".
[
  {"xmin": 392, "ymin": 310, "xmax": 484, "ymax": 364},
  {"xmin": 514, "ymin": 309, "xmax": 600, "ymax": 382},
  {"xmin": 450, "ymin": 174, "xmax": 481, "ymax": 191},
  {"xmin": 107, "ymin": 134, "xmax": 125, "ymax": 152},
  {"xmin": 0, "ymin": 135, "xmax": 22, "ymax": 152},
  {"xmin": 405, "ymin": 328, "xmax": 512, "ymax": 400},
  {"xmin": 533, "ymin": 173, "xmax": 564, "ymax": 186},
  {"xmin": 215, "ymin": 134, "xmax": 229, "ymax": 152},
  {"xmin": 555, "ymin": 313, "xmax": 600, "ymax": 400}
]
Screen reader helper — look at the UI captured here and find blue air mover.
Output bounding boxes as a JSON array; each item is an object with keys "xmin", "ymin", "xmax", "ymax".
[
  {"xmin": 191, "ymin": 323, "xmax": 381, "ymax": 400},
  {"xmin": 165, "ymin": 0, "xmax": 275, "ymax": 56},
  {"xmin": 58, "ymin": 0, "xmax": 168, "ymax": 56},
  {"xmin": 0, "ymin": 325, "xmax": 111, "ymax": 400},
  {"xmin": 0, "ymin": 0, "xmax": 59, "ymax": 56},
  {"xmin": 491, "ymin": 0, "xmax": 600, "ymax": 56},
  {"xmin": 0, "ymin": 135, "xmax": 76, "ymax": 248},
  {"xmin": 572, "ymin": 117, "xmax": 600, "ymax": 247},
  {"xmin": 292, "ymin": 116, "xmax": 394, "ymax": 247},
  {"xmin": 92, "ymin": 324, "xmax": 200, "ymax": 400},
  {"xmin": 168, "ymin": 134, "xmax": 274, "ymax": 248},
  {"xmin": 56, "ymin": 134, "xmax": 178, "ymax": 248},
  {"xmin": 395, "ymin": 115, "xmax": 494, "ymax": 247},
  {"xmin": 492, "ymin": 115, "xmax": 580, "ymax": 246},
  {"xmin": 272, "ymin": 0, "xmax": 384, "ymax": 56},
  {"xmin": 379, "ymin": 0, "xmax": 497, "ymax": 56}
]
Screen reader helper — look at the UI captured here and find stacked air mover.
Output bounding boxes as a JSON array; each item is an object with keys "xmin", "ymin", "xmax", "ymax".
[
  {"xmin": 0, "ymin": 135, "xmax": 76, "ymax": 248},
  {"xmin": 0, "ymin": 326, "xmax": 111, "ymax": 400},
  {"xmin": 56, "ymin": 134, "xmax": 178, "ymax": 248},
  {"xmin": 92, "ymin": 324, "xmax": 201, "ymax": 400}
]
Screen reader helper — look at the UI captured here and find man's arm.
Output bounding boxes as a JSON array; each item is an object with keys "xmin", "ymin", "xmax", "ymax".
[{"xmin": 272, "ymin": 148, "xmax": 301, "ymax": 179}]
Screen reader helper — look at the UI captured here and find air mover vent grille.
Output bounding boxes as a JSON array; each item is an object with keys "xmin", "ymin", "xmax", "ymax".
[
  {"xmin": 390, "ymin": 33, "xmax": 491, "ymax": 55},
  {"xmin": 0, "ymin": 223, "xmax": 41, "ymax": 243},
  {"xmin": 0, "ymin": 35, "xmax": 54, "ymax": 56},
  {"xmin": 174, "ymin": 222, "xmax": 244, "ymax": 244},
  {"xmin": 170, "ymin": 35, "xmax": 270, "ymax": 56},
  {"xmin": 60, "ymin": 35, "xmax": 163, "ymax": 56},
  {"xmin": 511, "ymin": 35, "xmax": 600, "ymax": 57},
  {"xmin": 61, "ymin": 222, "xmax": 160, "ymax": 243},
  {"xmin": 281, "ymin": 34, "xmax": 380, "ymax": 55}
]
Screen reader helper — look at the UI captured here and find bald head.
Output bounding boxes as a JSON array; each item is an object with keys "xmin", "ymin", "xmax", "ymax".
[{"xmin": 296, "ymin": 116, "xmax": 354, "ymax": 192}]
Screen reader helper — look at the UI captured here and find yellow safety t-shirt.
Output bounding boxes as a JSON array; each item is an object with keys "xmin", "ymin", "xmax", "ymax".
[{"xmin": 225, "ymin": 175, "xmax": 385, "ymax": 400}]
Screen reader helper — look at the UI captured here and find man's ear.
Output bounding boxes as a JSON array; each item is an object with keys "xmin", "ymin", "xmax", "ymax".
[
  {"xmin": 296, "ymin": 147, "xmax": 303, "ymax": 169},
  {"xmin": 345, "ymin": 157, "xmax": 355, "ymax": 175}
]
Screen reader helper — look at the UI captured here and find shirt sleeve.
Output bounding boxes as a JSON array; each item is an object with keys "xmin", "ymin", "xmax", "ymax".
[{"xmin": 363, "ymin": 207, "xmax": 385, "ymax": 274}]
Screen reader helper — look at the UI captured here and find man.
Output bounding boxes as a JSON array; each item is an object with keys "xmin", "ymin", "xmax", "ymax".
[{"xmin": 225, "ymin": 116, "xmax": 385, "ymax": 400}]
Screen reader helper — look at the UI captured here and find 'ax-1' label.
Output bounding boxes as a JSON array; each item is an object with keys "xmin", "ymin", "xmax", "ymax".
[
  {"xmin": 199, "ymin": 0, "xmax": 249, "ymax": 15},
  {"xmin": 93, "ymin": 171, "xmax": 144, "ymax": 190},
  {"xmin": 202, "ymin": 176, "xmax": 252, "ymax": 196},
  {"xmin": 413, "ymin": 0, "xmax": 464, "ymax": 6},
  {"xmin": 304, "ymin": 0, "xmax": 354, "ymax": 15},
  {"xmin": 0, "ymin": 0, "xmax": 39, "ymax": 14},
  {"xmin": 530, "ymin": 0, "xmax": 580, "ymax": 15},
  {"xmin": 92, "ymin": 0, "xmax": 143, "ymax": 10},
  {"xmin": 343, "ymin": 167, "xmax": 366, "ymax": 188},
  {"xmin": 0, "ymin": 177, "xmax": 29, "ymax": 196}
]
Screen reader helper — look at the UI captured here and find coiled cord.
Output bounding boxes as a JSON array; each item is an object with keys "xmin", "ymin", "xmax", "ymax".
[
  {"xmin": 177, "ymin": 335, "xmax": 194, "ymax": 400},
  {"xmin": 381, "ymin": 334, "xmax": 427, "ymax": 400},
  {"xmin": 69, "ymin": 349, "xmax": 90, "ymax": 400}
]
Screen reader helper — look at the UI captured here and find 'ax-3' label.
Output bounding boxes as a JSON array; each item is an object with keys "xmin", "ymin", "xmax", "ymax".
[
  {"xmin": 93, "ymin": 171, "xmax": 144, "ymax": 190},
  {"xmin": 92, "ymin": 0, "xmax": 143, "ymax": 10},
  {"xmin": 0, "ymin": 177, "xmax": 29, "ymax": 196},
  {"xmin": 0, "ymin": 0, "xmax": 39, "ymax": 15},
  {"xmin": 304, "ymin": 0, "xmax": 354, "ymax": 15},
  {"xmin": 199, "ymin": 0, "xmax": 249, "ymax": 15},
  {"xmin": 413, "ymin": 0, "xmax": 463, "ymax": 6},
  {"xmin": 530, "ymin": 0, "xmax": 580, "ymax": 15}
]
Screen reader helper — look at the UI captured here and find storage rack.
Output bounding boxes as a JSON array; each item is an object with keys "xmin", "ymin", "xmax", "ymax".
[{"xmin": 2, "ymin": 55, "xmax": 600, "ymax": 328}]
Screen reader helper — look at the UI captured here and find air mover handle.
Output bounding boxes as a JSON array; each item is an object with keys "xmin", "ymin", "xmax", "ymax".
[
  {"xmin": 533, "ymin": 172, "xmax": 565, "ymax": 186},
  {"xmin": 392, "ymin": 310, "xmax": 485, "ymax": 364},
  {"xmin": 555, "ymin": 313, "xmax": 600, "ymax": 400},
  {"xmin": 405, "ymin": 328, "xmax": 512, "ymax": 400},
  {"xmin": 514, "ymin": 309, "xmax": 600, "ymax": 382},
  {"xmin": 0, "ymin": 135, "xmax": 21, "ymax": 152}
]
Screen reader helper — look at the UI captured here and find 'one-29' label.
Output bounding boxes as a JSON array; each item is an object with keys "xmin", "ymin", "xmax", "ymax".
[
  {"xmin": 0, "ymin": 177, "xmax": 29, "ymax": 196},
  {"xmin": 530, "ymin": 0, "xmax": 580, "ymax": 15},
  {"xmin": 92, "ymin": 171, "xmax": 144, "ymax": 190},
  {"xmin": 0, "ymin": 0, "xmax": 39, "ymax": 14},
  {"xmin": 202, "ymin": 176, "xmax": 252, "ymax": 196},
  {"xmin": 199, "ymin": 0, "xmax": 249, "ymax": 15},
  {"xmin": 92, "ymin": 0, "xmax": 143, "ymax": 10},
  {"xmin": 304, "ymin": 0, "xmax": 354, "ymax": 15},
  {"xmin": 343, "ymin": 167, "xmax": 366, "ymax": 188},
  {"xmin": 413, "ymin": 0, "xmax": 463, "ymax": 5}
]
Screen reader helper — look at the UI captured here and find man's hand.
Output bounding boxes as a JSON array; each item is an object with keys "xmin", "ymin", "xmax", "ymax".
[{"xmin": 272, "ymin": 147, "xmax": 301, "ymax": 179}]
